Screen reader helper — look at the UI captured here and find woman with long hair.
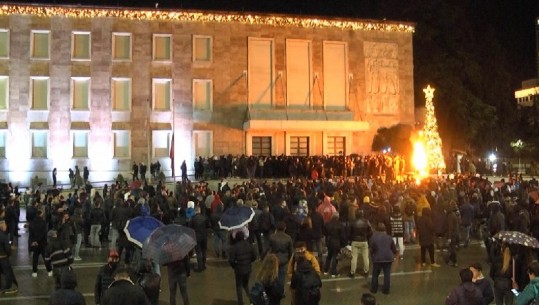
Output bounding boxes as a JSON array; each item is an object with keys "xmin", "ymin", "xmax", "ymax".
[
  {"xmin": 255, "ymin": 254, "xmax": 284, "ymax": 305},
  {"xmin": 490, "ymin": 242, "xmax": 514, "ymax": 305}
]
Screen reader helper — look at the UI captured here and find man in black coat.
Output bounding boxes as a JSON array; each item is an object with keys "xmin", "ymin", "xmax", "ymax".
[
  {"xmin": 45, "ymin": 230, "xmax": 73, "ymax": 289},
  {"xmin": 268, "ymin": 221, "xmax": 294, "ymax": 289},
  {"xmin": 189, "ymin": 206, "xmax": 209, "ymax": 271},
  {"xmin": 49, "ymin": 269, "xmax": 86, "ymax": 305},
  {"xmin": 29, "ymin": 210, "xmax": 52, "ymax": 278},
  {"xmin": 166, "ymin": 256, "xmax": 190, "ymax": 305},
  {"xmin": 95, "ymin": 249, "xmax": 120, "ymax": 305},
  {"xmin": 0, "ymin": 219, "xmax": 17, "ymax": 293},
  {"xmin": 229, "ymin": 231, "xmax": 257, "ymax": 305},
  {"xmin": 101, "ymin": 267, "xmax": 149, "ymax": 305}
]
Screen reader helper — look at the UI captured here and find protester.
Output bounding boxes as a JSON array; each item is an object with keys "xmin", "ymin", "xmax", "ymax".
[
  {"xmin": 350, "ymin": 209, "xmax": 372, "ymax": 278},
  {"xmin": 254, "ymin": 254, "xmax": 284, "ymax": 305},
  {"xmin": 0, "ymin": 219, "xmax": 18, "ymax": 293},
  {"xmin": 269, "ymin": 221, "xmax": 294, "ymax": 287},
  {"xmin": 290, "ymin": 256, "xmax": 322, "ymax": 305},
  {"xmin": 165, "ymin": 256, "xmax": 191, "ymax": 305},
  {"xmin": 229, "ymin": 231, "xmax": 257, "ymax": 305},
  {"xmin": 515, "ymin": 261, "xmax": 539, "ymax": 305},
  {"xmin": 29, "ymin": 210, "xmax": 52, "ymax": 278},
  {"xmin": 445, "ymin": 268, "xmax": 483, "ymax": 305},
  {"xmin": 470, "ymin": 262, "xmax": 494, "ymax": 305},
  {"xmin": 189, "ymin": 206, "xmax": 209, "ymax": 272},
  {"xmin": 49, "ymin": 269, "xmax": 86, "ymax": 305},
  {"xmin": 101, "ymin": 267, "xmax": 149, "ymax": 305},
  {"xmin": 369, "ymin": 223, "xmax": 397, "ymax": 295},
  {"xmin": 95, "ymin": 249, "xmax": 120, "ymax": 305},
  {"xmin": 45, "ymin": 229, "xmax": 74, "ymax": 289}
]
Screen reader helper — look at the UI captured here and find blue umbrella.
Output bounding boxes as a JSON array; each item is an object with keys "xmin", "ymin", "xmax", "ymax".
[
  {"xmin": 218, "ymin": 205, "xmax": 255, "ymax": 230},
  {"xmin": 124, "ymin": 216, "xmax": 164, "ymax": 248},
  {"xmin": 142, "ymin": 224, "xmax": 197, "ymax": 265}
]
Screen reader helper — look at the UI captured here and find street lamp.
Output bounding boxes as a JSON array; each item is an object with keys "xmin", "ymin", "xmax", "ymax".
[{"xmin": 510, "ymin": 139, "xmax": 524, "ymax": 174}]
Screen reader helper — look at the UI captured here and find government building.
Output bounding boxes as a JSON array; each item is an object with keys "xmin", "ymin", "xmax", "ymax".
[{"xmin": 0, "ymin": 4, "xmax": 415, "ymax": 185}]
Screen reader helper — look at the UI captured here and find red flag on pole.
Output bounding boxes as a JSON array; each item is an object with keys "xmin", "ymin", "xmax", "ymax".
[{"xmin": 170, "ymin": 133, "xmax": 175, "ymax": 178}]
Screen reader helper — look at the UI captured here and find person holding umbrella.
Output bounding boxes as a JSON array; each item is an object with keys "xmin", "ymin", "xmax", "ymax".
[
  {"xmin": 165, "ymin": 256, "xmax": 190, "ymax": 305},
  {"xmin": 229, "ymin": 231, "xmax": 257, "ymax": 305}
]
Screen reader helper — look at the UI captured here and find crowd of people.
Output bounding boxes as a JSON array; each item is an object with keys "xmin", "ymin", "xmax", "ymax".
[{"xmin": 1, "ymin": 151, "xmax": 539, "ymax": 304}]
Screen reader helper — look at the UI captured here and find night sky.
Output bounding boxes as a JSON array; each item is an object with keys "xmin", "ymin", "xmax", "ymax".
[{"xmin": 7, "ymin": 0, "xmax": 539, "ymax": 87}]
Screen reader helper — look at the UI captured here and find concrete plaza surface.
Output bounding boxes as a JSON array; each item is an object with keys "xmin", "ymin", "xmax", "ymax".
[{"xmin": 0, "ymin": 218, "xmax": 489, "ymax": 305}]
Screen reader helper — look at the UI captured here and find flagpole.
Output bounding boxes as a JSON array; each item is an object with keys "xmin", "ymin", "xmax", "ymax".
[{"xmin": 172, "ymin": 99, "xmax": 176, "ymax": 183}]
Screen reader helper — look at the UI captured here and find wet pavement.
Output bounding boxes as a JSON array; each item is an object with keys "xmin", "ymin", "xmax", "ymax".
[{"xmin": 0, "ymin": 213, "xmax": 489, "ymax": 305}]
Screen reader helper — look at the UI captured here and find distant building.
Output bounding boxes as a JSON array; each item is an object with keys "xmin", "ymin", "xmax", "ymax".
[
  {"xmin": 515, "ymin": 18, "xmax": 539, "ymax": 124},
  {"xmin": 0, "ymin": 4, "xmax": 415, "ymax": 185}
]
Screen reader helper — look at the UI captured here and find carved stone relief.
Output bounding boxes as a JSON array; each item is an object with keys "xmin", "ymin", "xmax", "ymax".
[{"xmin": 364, "ymin": 42, "xmax": 399, "ymax": 114}]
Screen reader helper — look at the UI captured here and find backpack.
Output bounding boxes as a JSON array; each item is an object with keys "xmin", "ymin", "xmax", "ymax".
[
  {"xmin": 249, "ymin": 282, "xmax": 269, "ymax": 305},
  {"xmin": 300, "ymin": 270, "xmax": 322, "ymax": 303}
]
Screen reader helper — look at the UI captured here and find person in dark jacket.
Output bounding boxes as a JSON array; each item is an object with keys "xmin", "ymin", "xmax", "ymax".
[
  {"xmin": 416, "ymin": 208, "xmax": 440, "ymax": 267},
  {"xmin": 0, "ymin": 219, "xmax": 17, "ymax": 293},
  {"xmin": 290, "ymin": 256, "xmax": 322, "ymax": 305},
  {"xmin": 258, "ymin": 204, "xmax": 276, "ymax": 258},
  {"xmin": 90, "ymin": 200, "xmax": 105, "ymax": 248},
  {"xmin": 229, "ymin": 231, "xmax": 257, "ymax": 305},
  {"xmin": 189, "ymin": 206, "xmax": 209, "ymax": 271},
  {"xmin": 459, "ymin": 199, "xmax": 474, "ymax": 247},
  {"xmin": 268, "ymin": 221, "xmax": 294, "ymax": 288},
  {"xmin": 446, "ymin": 201, "xmax": 460, "ymax": 267},
  {"xmin": 45, "ymin": 229, "xmax": 74, "ymax": 289},
  {"xmin": 470, "ymin": 262, "xmax": 494, "ymax": 305},
  {"xmin": 323, "ymin": 213, "xmax": 344, "ymax": 277},
  {"xmin": 445, "ymin": 268, "xmax": 483, "ymax": 305},
  {"xmin": 165, "ymin": 256, "xmax": 190, "ymax": 305},
  {"xmin": 137, "ymin": 258, "xmax": 160, "ymax": 305},
  {"xmin": 101, "ymin": 267, "xmax": 149, "ymax": 305},
  {"xmin": 369, "ymin": 223, "xmax": 397, "ymax": 295},
  {"xmin": 349, "ymin": 209, "xmax": 372, "ymax": 278},
  {"xmin": 255, "ymin": 254, "xmax": 284, "ymax": 305},
  {"xmin": 29, "ymin": 210, "xmax": 52, "ymax": 277},
  {"xmin": 309, "ymin": 209, "xmax": 325, "ymax": 265},
  {"xmin": 389, "ymin": 206, "xmax": 405, "ymax": 259},
  {"xmin": 94, "ymin": 249, "xmax": 120, "ymax": 305},
  {"xmin": 49, "ymin": 269, "xmax": 86, "ymax": 305}
]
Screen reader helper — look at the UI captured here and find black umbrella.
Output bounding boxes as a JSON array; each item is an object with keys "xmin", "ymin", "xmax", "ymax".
[
  {"xmin": 493, "ymin": 231, "xmax": 539, "ymax": 249},
  {"xmin": 142, "ymin": 224, "xmax": 196, "ymax": 265}
]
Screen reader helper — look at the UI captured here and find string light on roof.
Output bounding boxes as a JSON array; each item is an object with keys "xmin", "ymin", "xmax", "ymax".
[{"xmin": 0, "ymin": 4, "xmax": 415, "ymax": 32}]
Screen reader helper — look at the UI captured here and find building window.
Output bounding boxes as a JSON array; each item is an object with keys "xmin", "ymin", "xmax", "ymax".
[
  {"xmin": 31, "ymin": 30, "xmax": 50, "ymax": 59},
  {"xmin": 152, "ymin": 130, "xmax": 171, "ymax": 158},
  {"xmin": 286, "ymin": 40, "xmax": 312, "ymax": 108},
  {"xmin": 153, "ymin": 34, "xmax": 172, "ymax": 62},
  {"xmin": 112, "ymin": 33, "xmax": 131, "ymax": 61},
  {"xmin": 193, "ymin": 130, "xmax": 213, "ymax": 157},
  {"xmin": 248, "ymin": 38, "xmax": 274, "ymax": 108},
  {"xmin": 72, "ymin": 131, "xmax": 89, "ymax": 158},
  {"xmin": 252, "ymin": 136, "xmax": 271, "ymax": 156},
  {"xmin": 327, "ymin": 136, "xmax": 345, "ymax": 156},
  {"xmin": 111, "ymin": 78, "xmax": 131, "ymax": 111},
  {"xmin": 193, "ymin": 35, "xmax": 212, "ymax": 63},
  {"xmin": 72, "ymin": 32, "xmax": 91, "ymax": 60},
  {"xmin": 193, "ymin": 79, "xmax": 212, "ymax": 111},
  {"xmin": 31, "ymin": 131, "xmax": 48, "ymax": 158},
  {"xmin": 0, "ymin": 76, "xmax": 7, "ymax": 110},
  {"xmin": 113, "ymin": 131, "xmax": 130, "ymax": 158},
  {"xmin": 152, "ymin": 78, "xmax": 171, "ymax": 111},
  {"xmin": 323, "ymin": 41, "xmax": 348, "ymax": 110},
  {"xmin": 71, "ymin": 77, "xmax": 90, "ymax": 110},
  {"xmin": 0, "ymin": 131, "xmax": 6, "ymax": 158},
  {"xmin": 290, "ymin": 136, "xmax": 309, "ymax": 156},
  {"xmin": 30, "ymin": 77, "xmax": 49, "ymax": 110},
  {"xmin": 0, "ymin": 29, "xmax": 9, "ymax": 58}
]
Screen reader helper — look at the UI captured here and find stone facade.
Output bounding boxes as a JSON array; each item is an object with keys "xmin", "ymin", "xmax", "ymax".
[{"xmin": 0, "ymin": 5, "xmax": 415, "ymax": 186}]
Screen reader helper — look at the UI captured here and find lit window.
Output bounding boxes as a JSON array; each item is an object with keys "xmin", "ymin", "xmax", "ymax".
[
  {"xmin": 193, "ymin": 130, "xmax": 213, "ymax": 157},
  {"xmin": 71, "ymin": 77, "xmax": 90, "ymax": 110},
  {"xmin": 248, "ymin": 38, "xmax": 274, "ymax": 108},
  {"xmin": 252, "ymin": 137, "xmax": 271, "ymax": 156},
  {"xmin": 193, "ymin": 35, "xmax": 212, "ymax": 63},
  {"xmin": 0, "ymin": 76, "xmax": 8, "ymax": 110},
  {"xmin": 111, "ymin": 78, "xmax": 131, "ymax": 111},
  {"xmin": 153, "ymin": 34, "xmax": 172, "ymax": 62},
  {"xmin": 112, "ymin": 33, "xmax": 131, "ymax": 61},
  {"xmin": 72, "ymin": 131, "xmax": 89, "ymax": 158},
  {"xmin": 0, "ymin": 29, "xmax": 9, "ymax": 58},
  {"xmin": 290, "ymin": 136, "xmax": 309, "ymax": 156},
  {"xmin": 323, "ymin": 41, "xmax": 348, "ymax": 110},
  {"xmin": 31, "ymin": 30, "xmax": 50, "ymax": 59},
  {"xmin": 113, "ymin": 131, "xmax": 130, "ymax": 158},
  {"xmin": 72, "ymin": 32, "xmax": 91, "ymax": 60},
  {"xmin": 152, "ymin": 78, "xmax": 171, "ymax": 111},
  {"xmin": 0, "ymin": 131, "xmax": 6, "ymax": 158},
  {"xmin": 152, "ymin": 130, "xmax": 172, "ymax": 158},
  {"xmin": 31, "ymin": 131, "xmax": 48, "ymax": 158},
  {"xmin": 30, "ymin": 77, "xmax": 49, "ymax": 110},
  {"xmin": 193, "ymin": 79, "xmax": 212, "ymax": 111},
  {"xmin": 327, "ymin": 136, "xmax": 345, "ymax": 156}
]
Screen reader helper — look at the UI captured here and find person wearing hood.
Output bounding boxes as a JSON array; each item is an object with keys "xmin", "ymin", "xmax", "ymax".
[
  {"xmin": 290, "ymin": 257, "xmax": 322, "ymax": 305},
  {"xmin": 95, "ymin": 249, "xmax": 120, "ymax": 305},
  {"xmin": 49, "ymin": 269, "xmax": 86, "ymax": 305},
  {"xmin": 469, "ymin": 262, "xmax": 494, "ymax": 305},
  {"xmin": 316, "ymin": 196, "xmax": 336, "ymax": 224},
  {"xmin": 445, "ymin": 268, "xmax": 483, "ymax": 305}
]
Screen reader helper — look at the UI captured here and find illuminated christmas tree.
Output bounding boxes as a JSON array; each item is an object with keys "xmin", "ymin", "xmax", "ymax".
[{"xmin": 422, "ymin": 85, "xmax": 446, "ymax": 172}]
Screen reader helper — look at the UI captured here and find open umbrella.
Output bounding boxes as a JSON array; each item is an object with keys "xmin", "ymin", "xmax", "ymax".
[
  {"xmin": 124, "ymin": 216, "xmax": 164, "ymax": 248},
  {"xmin": 218, "ymin": 205, "xmax": 255, "ymax": 230},
  {"xmin": 142, "ymin": 224, "xmax": 196, "ymax": 265},
  {"xmin": 493, "ymin": 231, "xmax": 539, "ymax": 249}
]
